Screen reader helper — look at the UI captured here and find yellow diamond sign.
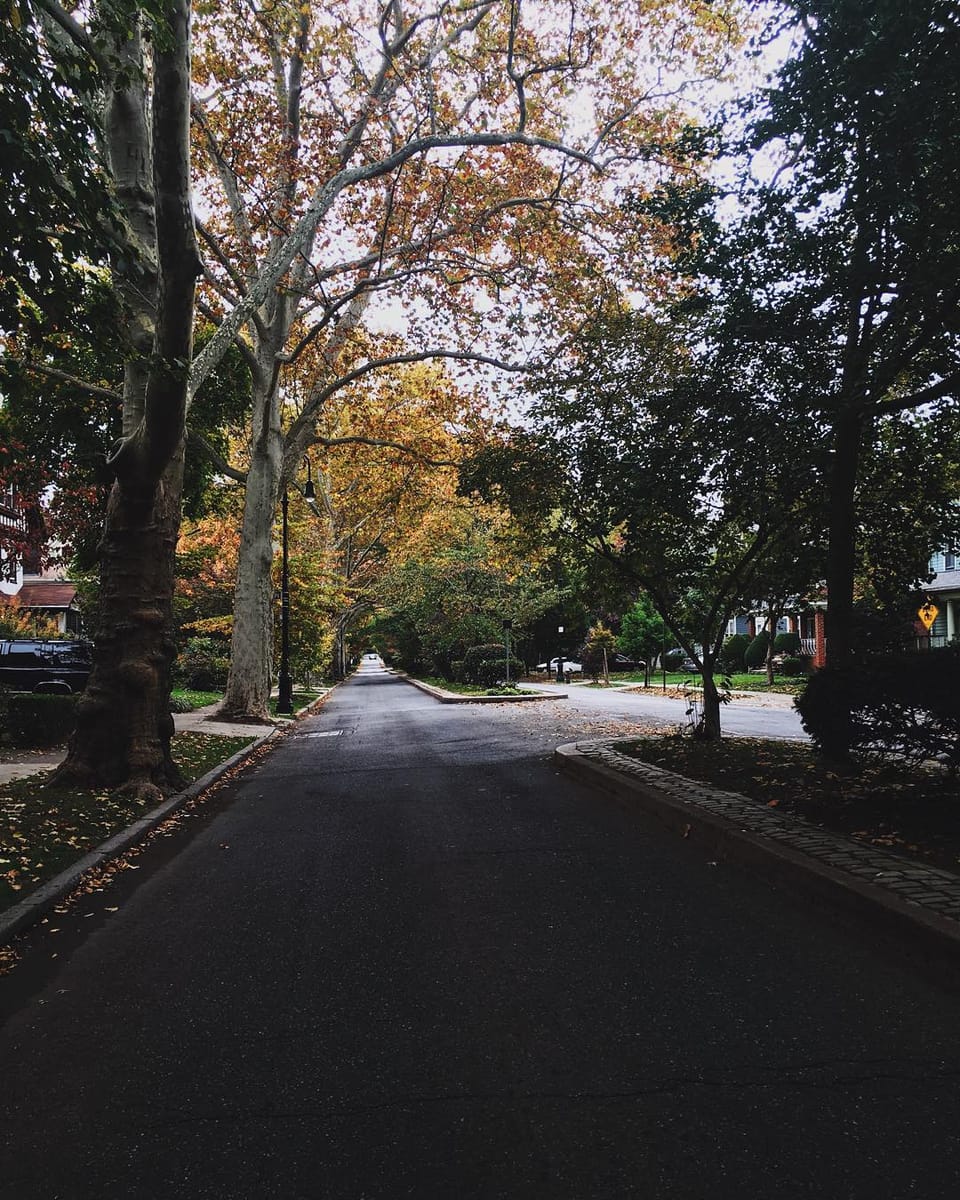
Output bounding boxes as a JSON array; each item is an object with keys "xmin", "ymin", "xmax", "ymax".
[{"xmin": 918, "ymin": 602, "xmax": 939, "ymax": 630}]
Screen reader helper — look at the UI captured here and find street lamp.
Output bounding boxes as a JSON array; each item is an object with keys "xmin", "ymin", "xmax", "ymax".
[
  {"xmin": 503, "ymin": 618, "xmax": 513, "ymax": 684},
  {"xmin": 278, "ymin": 459, "xmax": 316, "ymax": 716},
  {"xmin": 556, "ymin": 624, "xmax": 565, "ymax": 684}
]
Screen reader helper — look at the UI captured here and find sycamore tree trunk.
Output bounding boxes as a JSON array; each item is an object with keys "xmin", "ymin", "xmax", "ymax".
[
  {"xmin": 54, "ymin": 0, "xmax": 198, "ymax": 800},
  {"xmin": 219, "ymin": 373, "xmax": 284, "ymax": 720},
  {"xmin": 60, "ymin": 451, "xmax": 186, "ymax": 793}
]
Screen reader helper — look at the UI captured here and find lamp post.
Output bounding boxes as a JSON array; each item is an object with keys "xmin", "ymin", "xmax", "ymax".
[
  {"xmin": 556, "ymin": 624, "xmax": 565, "ymax": 684},
  {"xmin": 278, "ymin": 460, "xmax": 316, "ymax": 716},
  {"xmin": 503, "ymin": 618, "xmax": 513, "ymax": 684}
]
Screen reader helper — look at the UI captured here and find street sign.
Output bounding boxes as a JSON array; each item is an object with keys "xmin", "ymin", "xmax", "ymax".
[{"xmin": 918, "ymin": 602, "xmax": 939, "ymax": 630}]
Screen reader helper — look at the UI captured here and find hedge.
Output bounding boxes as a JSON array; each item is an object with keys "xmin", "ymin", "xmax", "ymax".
[
  {"xmin": 5, "ymin": 693, "xmax": 78, "ymax": 748},
  {"xmin": 795, "ymin": 647, "xmax": 960, "ymax": 769}
]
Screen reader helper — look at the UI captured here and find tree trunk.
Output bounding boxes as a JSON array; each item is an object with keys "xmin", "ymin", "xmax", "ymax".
[
  {"xmin": 219, "ymin": 431, "xmax": 282, "ymax": 720},
  {"xmin": 55, "ymin": 1, "xmax": 197, "ymax": 799},
  {"xmin": 697, "ymin": 668, "xmax": 723, "ymax": 740},
  {"xmin": 696, "ymin": 657, "xmax": 724, "ymax": 739},
  {"xmin": 765, "ymin": 603, "xmax": 777, "ymax": 685},
  {"xmin": 55, "ymin": 451, "xmax": 186, "ymax": 800},
  {"xmin": 825, "ymin": 410, "xmax": 863, "ymax": 670},
  {"xmin": 821, "ymin": 409, "xmax": 864, "ymax": 758}
]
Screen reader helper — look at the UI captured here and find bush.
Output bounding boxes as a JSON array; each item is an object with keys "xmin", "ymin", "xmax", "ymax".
[
  {"xmin": 719, "ymin": 633, "xmax": 751, "ymax": 674},
  {"xmin": 5, "ymin": 692, "xmax": 77, "ymax": 747},
  {"xmin": 795, "ymin": 648, "xmax": 960, "ymax": 769},
  {"xmin": 779, "ymin": 656, "xmax": 805, "ymax": 676},
  {"xmin": 774, "ymin": 631, "xmax": 802, "ymax": 657},
  {"xmin": 450, "ymin": 660, "xmax": 465, "ymax": 683},
  {"xmin": 462, "ymin": 643, "xmax": 519, "ymax": 685},
  {"xmin": 744, "ymin": 631, "xmax": 770, "ymax": 670},
  {"xmin": 174, "ymin": 637, "xmax": 229, "ymax": 691},
  {"xmin": 663, "ymin": 651, "xmax": 685, "ymax": 672},
  {"xmin": 473, "ymin": 655, "xmax": 525, "ymax": 687}
]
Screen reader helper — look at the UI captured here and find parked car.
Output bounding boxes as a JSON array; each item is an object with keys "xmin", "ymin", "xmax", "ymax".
[
  {"xmin": 610, "ymin": 653, "xmax": 645, "ymax": 670},
  {"xmin": 535, "ymin": 657, "xmax": 583, "ymax": 673},
  {"xmin": 0, "ymin": 640, "xmax": 93, "ymax": 694}
]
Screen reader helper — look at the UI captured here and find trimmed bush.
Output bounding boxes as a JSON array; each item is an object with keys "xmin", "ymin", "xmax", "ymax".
[
  {"xmin": 450, "ymin": 660, "xmax": 465, "ymax": 683},
  {"xmin": 779, "ymin": 656, "xmax": 804, "ymax": 677},
  {"xmin": 744, "ymin": 631, "xmax": 770, "ymax": 670},
  {"xmin": 462, "ymin": 643, "xmax": 524, "ymax": 685},
  {"xmin": 5, "ymin": 692, "xmax": 77, "ymax": 747},
  {"xmin": 773, "ymin": 631, "xmax": 802, "ymax": 656},
  {"xmin": 474, "ymin": 655, "xmax": 525, "ymax": 687},
  {"xmin": 795, "ymin": 647, "xmax": 960, "ymax": 769},
  {"xmin": 719, "ymin": 633, "xmax": 750, "ymax": 674}
]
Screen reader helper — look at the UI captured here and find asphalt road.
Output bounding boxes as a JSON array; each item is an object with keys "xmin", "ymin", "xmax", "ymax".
[
  {"xmin": 1, "ymin": 663, "xmax": 959, "ymax": 1198},
  {"xmin": 524, "ymin": 678, "xmax": 809, "ymax": 740}
]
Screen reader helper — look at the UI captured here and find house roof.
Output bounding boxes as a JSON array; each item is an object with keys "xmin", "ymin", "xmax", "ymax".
[{"xmin": 16, "ymin": 580, "xmax": 79, "ymax": 610}]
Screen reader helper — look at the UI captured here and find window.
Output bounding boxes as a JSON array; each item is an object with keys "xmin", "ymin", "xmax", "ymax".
[{"xmin": 946, "ymin": 553, "xmax": 956, "ymax": 572}]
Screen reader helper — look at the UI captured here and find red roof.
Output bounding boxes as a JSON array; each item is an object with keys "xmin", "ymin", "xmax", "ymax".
[{"xmin": 16, "ymin": 580, "xmax": 78, "ymax": 610}]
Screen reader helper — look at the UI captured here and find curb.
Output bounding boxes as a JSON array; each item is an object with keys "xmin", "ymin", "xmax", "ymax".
[
  {"xmin": 555, "ymin": 740, "xmax": 960, "ymax": 970},
  {"xmin": 397, "ymin": 674, "xmax": 568, "ymax": 704},
  {"xmin": 0, "ymin": 689, "xmax": 336, "ymax": 947}
]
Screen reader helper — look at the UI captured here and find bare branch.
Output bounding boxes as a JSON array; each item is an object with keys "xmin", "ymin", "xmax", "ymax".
[
  {"xmin": 13, "ymin": 360, "xmax": 122, "ymax": 402},
  {"xmin": 185, "ymin": 431, "xmax": 248, "ymax": 483}
]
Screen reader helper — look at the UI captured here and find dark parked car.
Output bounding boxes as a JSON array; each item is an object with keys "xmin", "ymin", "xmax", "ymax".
[{"xmin": 0, "ymin": 640, "xmax": 93, "ymax": 694}]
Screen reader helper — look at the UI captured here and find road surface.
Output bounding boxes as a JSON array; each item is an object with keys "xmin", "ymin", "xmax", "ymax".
[
  {"xmin": 523, "ymin": 677, "xmax": 808, "ymax": 740},
  {"xmin": 1, "ymin": 662, "xmax": 958, "ymax": 1198}
]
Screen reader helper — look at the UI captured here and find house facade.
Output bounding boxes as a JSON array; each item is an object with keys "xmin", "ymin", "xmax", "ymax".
[
  {"xmin": 923, "ymin": 549, "xmax": 960, "ymax": 645},
  {"xmin": 0, "ymin": 485, "xmax": 83, "ymax": 635}
]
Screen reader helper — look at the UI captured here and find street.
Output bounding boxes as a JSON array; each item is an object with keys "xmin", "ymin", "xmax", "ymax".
[
  {"xmin": 522, "ymin": 678, "xmax": 808, "ymax": 740},
  {"xmin": 1, "ymin": 662, "xmax": 959, "ymax": 1198}
]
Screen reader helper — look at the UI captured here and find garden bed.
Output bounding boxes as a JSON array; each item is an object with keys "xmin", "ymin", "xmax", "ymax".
[{"xmin": 617, "ymin": 735, "xmax": 960, "ymax": 878}]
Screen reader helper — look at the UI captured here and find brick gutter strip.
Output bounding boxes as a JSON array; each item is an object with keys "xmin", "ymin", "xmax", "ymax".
[
  {"xmin": 556, "ymin": 738, "xmax": 960, "ymax": 969},
  {"xmin": 396, "ymin": 674, "xmax": 567, "ymax": 703}
]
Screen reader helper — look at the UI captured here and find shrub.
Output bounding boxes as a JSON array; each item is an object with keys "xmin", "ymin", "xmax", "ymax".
[
  {"xmin": 779, "ymin": 656, "xmax": 804, "ymax": 677},
  {"xmin": 174, "ymin": 637, "xmax": 229, "ymax": 691},
  {"xmin": 719, "ymin": 633, "xmax": 751, "ymax": 674},
  {"xmin": 795, "ymin": 647, "xmax": 960, "ymax": 769},
  {"xmin": 744, "ymin": 631, "xmax": 770, "ymax": 670},
  {"xmin": 773, "ymin": 631, "xmax": 802, "ymax": 657},
  {"xmin": 663, "ymin": 651, "xmax": 685, "ymax": 672},
  {"xmin": 462, "ymin": 643, "xmax": 513, "ymax": 684},
  {"xmin": 473, "ymin": 655, "xmax": 525, "ymax": 687},
  {"xmin": 450, "ymin": 660, "xmax": 465, "ymax": 683},
  {"xmin": 5, "ymin": 693, "xmax": 77, "ymax": 747},
  {"xmin": 168, "ymin": 694, "xmax": 195, "ymax": 713}
]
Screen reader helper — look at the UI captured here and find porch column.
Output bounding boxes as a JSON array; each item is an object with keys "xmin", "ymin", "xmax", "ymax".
[
  {"xmin": 813, "ymin": 609, "xmax": 826, "ymax": 668},
  {"xmin": 947, "ymin": 598, "xmax": 957, "ymax": 643}
]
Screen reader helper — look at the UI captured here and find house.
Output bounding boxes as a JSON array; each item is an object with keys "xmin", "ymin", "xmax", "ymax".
[
  {"xmin": 0, "ymin": 481, "xmax": 25, "ymax": 596},
  {"xmin": 0, "ymin": 484, "xmax": 83, "ymax": 635},
  {"xmin": 923, "ymin": 549, "xmax": 959, "ymax": 646}
]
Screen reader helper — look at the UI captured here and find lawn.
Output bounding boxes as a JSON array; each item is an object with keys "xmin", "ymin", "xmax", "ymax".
[
  {"xmin": 0, "ymin": 730, "xmax": 256, "ymax": 911},
  {"xmin": 617, "ymin": 735, "xmax": 960, "ymax": 878},
  {"xmin": 595, "ymin": 671, "xmax": 808, "ymax": 695}
]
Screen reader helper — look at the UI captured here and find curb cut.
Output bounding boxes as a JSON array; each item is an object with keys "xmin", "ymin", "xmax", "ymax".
[
  {"xmin": 0, "ymin": 688, "xmax": 337, "ymax": 947},
  {"xmin": 397, "ymin": 674, "xmax": 568, "ymax": 704},
  {"xmin": 555, "ymin": 740, "xmax": 960, "ymax": 971}
]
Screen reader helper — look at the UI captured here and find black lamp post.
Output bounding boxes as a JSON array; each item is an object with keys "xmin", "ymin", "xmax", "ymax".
[
  {"xmin": 556, "ymin": 624, "xmax": 565, "ymax": 684},
  {"xmin": 503, "ymin": 618, "xmax": 513, "ymax": 684},
  {"xmin": 278, "ymin": 460, "xmax": 316, "ymax": 716}
]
